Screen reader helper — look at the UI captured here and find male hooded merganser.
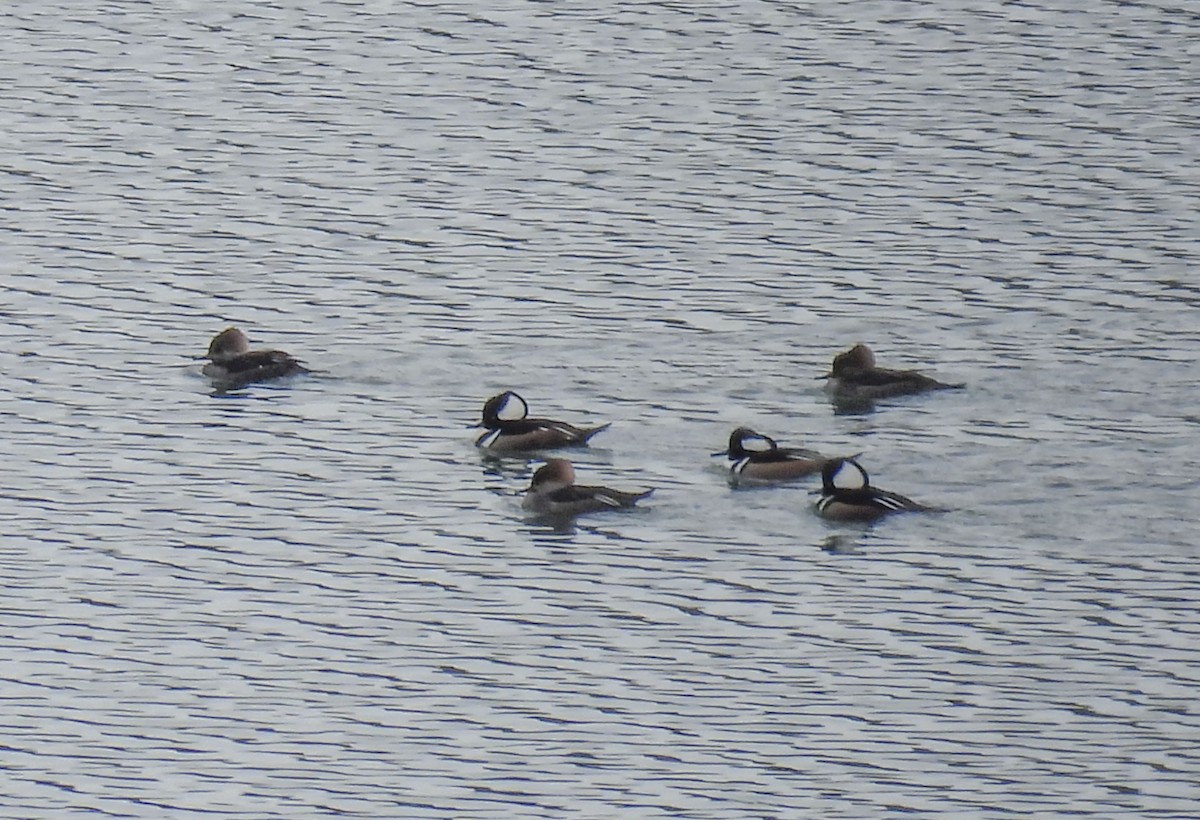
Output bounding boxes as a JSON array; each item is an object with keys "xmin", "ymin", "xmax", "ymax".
[
  {"xmin": 202, "ymin": 327, "xmax": 308, "ymax": 390},
  {"xmin": 713, "ymin": 427, "xmax": 843, "ymax": 486},
  {"xmin": 816, "ymin": 457, "xmax": 929, "ymax": 521},
  {"xmin": 522, "ymin": 458, "xmax": 653, "ymax": 517},
  {"xmin": 821, "ymin": 344, "xmax": 963, "ymax": 406},
  {"xmin": 475, "ymin": 391, "xmax": 611, "ymax": 452}
]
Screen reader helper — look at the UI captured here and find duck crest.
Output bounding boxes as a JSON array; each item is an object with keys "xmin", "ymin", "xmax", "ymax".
[
  {"xmin": 206, "ymin": 327, "xmax": 252, "ymax": 361},
  {"xmin": 832, "ymin": 343, "xmax": 876, "ymax": 373},
  {"xmin": 495, "ymin": 391, "xmax": 528, "ymax": 423},
  {"xmin": 719, "ymin": 427, "xmax": 776, "ymax": 459},
  {"xmin": 738, "ymin": 431, "xmax": 776, "ymax": 455},
  {"xmin": 482, "ymin": 391, "xmax": 529, "ymax": 425},
  {"xmin": 529, "ymin": 458, "xmax": 576, "ymax": 490},
  {"xmin": 826, "ymin": 458, "xmax": 869, "ymax": 491}
]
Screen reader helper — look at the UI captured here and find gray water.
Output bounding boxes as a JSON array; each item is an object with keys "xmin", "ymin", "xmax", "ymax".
[{"xmin": 3, "ymin": 1, "xmax": 1198, "ymax": 817}]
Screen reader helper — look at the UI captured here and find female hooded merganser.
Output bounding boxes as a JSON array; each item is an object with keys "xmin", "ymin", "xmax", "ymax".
[
  {"xmin": 475, "ymin": 391, "xmax": 611, "ymax": 453},
  {"xmin": 202, "ymin": 327, "xmax": 308, "ymax": 390},
  {"xmin": 816, "ymin": 457, "xmax": 929, "ymax": 521},
  {"xmin": 522, "ymin": 458, "xmax": 653, "ymax": 517},
  {"xmin": 821, "ymin": 344, "xmax": 963, "ymax": 406},
  {"xmin": 713, "ymin": 427, "xmax": 843, "ymax": 486}
]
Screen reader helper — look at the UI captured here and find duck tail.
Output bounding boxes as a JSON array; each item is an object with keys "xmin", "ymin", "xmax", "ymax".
[{"xmin": 580, "ymin": 422, "xmax": 612, "ymax": 443}]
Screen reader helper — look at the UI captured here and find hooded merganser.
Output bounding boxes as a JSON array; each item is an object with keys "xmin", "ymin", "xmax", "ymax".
[
  {"xmin": 522, "ymin": 458, "xmax": 654, "ymax": 517},
  {"xmin": 202, "ymin": 327, "xmax": 308, "ymax": 390},
  {"xmin": 475, "ymin": 391, "xmax": 611, "ymax": 453},
  {"xmin": 713, "ymin": 427, "xmax": 843, "ymax": 486},
  {"xmin": 815, "ymin": 457, "xmax": 929, "ymax": 521},
  {"xmin": 821, "ymin": 344, "xmax": 963, "ymax": 406}
]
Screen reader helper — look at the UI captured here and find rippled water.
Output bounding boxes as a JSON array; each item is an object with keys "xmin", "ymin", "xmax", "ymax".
[{"xmin": 3, "ymin": 0, "xmax": 1198, "ymax": 817}]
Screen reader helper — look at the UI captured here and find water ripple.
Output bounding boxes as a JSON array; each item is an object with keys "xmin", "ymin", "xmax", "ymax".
[{"xmin": 2, "ymin": 0, "xmax": 1198, "ymax": 816}]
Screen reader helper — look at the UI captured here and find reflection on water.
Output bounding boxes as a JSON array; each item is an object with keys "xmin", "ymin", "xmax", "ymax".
[{"xmin": 2, "ymin": 0, "xmax": 1199, "ymax": 816}]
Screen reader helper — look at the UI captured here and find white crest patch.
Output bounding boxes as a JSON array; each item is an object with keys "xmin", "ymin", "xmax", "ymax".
[
  {"xmin": 831, "ymin": 459, "xmax": 868, "ymax": 490},
  {"xmin": 740, "ymin": 434, "xmax": 774, "ymax": 453},
  {"xmin": 496, "ymin": 391, "xmax": 529, "ymax": 422}
]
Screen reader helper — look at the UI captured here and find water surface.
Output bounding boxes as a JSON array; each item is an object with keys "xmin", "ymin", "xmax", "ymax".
[{"xmin": 2, "ymin": 0, "xmax": 1198, "ymax": 817}]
